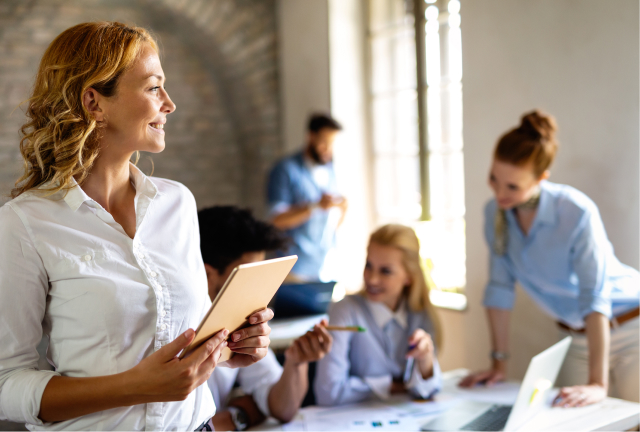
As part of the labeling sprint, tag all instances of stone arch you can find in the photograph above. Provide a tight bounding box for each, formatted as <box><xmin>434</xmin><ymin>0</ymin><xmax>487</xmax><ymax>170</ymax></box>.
<box><xmin>0</xmin><ymin>0</ymin><xmax>280</xmax><ymax>214</ymax></box>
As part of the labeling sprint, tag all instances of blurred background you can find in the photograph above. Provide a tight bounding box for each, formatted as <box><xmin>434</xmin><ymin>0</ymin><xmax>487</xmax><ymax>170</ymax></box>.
<box><xmin>0</xmin><ymin>0</ymin><xmax>637</xmax><ymax>412</ymax></box>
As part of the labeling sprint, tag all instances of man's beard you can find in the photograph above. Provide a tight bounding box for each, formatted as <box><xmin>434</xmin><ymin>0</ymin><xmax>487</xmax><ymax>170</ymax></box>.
<box><xmin>309</xmin><ymin>145</ymin><xmax>330</xmax><ymax>165</ymax></box>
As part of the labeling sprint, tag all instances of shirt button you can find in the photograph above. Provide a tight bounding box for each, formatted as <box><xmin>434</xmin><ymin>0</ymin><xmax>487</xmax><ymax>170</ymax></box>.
<box><xmin>150</xmin><ymin>271</ymin><xmax>157</xmax><ymax>278</ymax></box>
<box><xmin>83</xmin><ymin>254</ymin><xmax>92</xmax><ymax>262</ymax></box>
<box><xmin>138</xmin><ymin>253</ymin><xmax>145</xmax><ymax>259</ymax></box>
<box><xmin>160</xmin><ymin>324</ymin><xmax>167</xmax><ymax>331</ymax></box>
<box><xmin>161</xmin><ymin>310</ymin><xmax>167</xmax><ymax>317</ymax></box>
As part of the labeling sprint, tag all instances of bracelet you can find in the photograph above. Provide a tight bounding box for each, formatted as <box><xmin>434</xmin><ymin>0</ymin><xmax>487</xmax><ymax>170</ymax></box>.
<box><xmin>490</xmin><ymin>350</ymin><xmax>510</xmax><ymax>361</ymax></box>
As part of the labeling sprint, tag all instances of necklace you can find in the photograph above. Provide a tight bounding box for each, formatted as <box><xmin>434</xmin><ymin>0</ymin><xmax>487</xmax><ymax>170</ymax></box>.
<box><xmin>493</xmin><ymin>188</ymin><xmax>541</xmax><ymax>255</ymax></box>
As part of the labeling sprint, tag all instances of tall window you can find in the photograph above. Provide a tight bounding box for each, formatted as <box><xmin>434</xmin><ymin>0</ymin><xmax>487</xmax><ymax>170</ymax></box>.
<box><xmin>368</xmin><ymin>0</ymin><xmax>466</xmax><ymax>309</ymax></box>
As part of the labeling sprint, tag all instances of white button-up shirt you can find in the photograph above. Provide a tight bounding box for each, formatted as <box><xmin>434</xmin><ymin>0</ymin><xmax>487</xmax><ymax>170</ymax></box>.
<box><xmin>207</xmin><ymin>349</ymin><xmax>282</xmax><ymax>418</ymax></box>
<box><xmin>0</xmin><ymin>164</ymin><xmax>215</xmax><ymax>431</ymax></box>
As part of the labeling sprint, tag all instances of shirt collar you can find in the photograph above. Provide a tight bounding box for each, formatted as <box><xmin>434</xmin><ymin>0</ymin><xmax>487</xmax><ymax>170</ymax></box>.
<box><xmin>366</xmin><ymin>297</ymin><xmax>409</xmax><ymax>329</ymax></box>
<box><xmin>129</xmin><ymin>163</ymin><xmax>160</xmax><ymax>200</ymax></box>
<box><xmin>61</xmin><ymin>163</ymin><xmax>159</xmax><ymax>212</ymax></box>
<box><xmin>534</xmin><ymin>180</ymin><xmax>556</xmax><ymax>225</ymax></box>
<box><xmin>62</xmin><ymin>177</ymin><xmax>92</xmax><ymax>212</ymax></box>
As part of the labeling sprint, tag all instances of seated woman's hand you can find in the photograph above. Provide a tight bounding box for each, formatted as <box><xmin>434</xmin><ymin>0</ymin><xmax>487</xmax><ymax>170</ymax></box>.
<box><xmin>126</xmin><ymin>328</ymin><xmax>228</xmax><ymax>403</ymax></box>
<box><xmin>407</xmin><ymin>329</ymin><xmax>435</xmax><ymax>379</ymax></box>
<box><xmin>285</xmin><ymin>318</ymin><xmax>333</xmax><ymax>365</ymax></box>
<box><xmin>458</xmin><ymin>369</ymin><xmax>505</xmax><ymax>388</ymax></box>
<box><xmin>553</xmin><ymin>384</ymin><xmax>606</xmax><ymax>408</ymax></box>
<box><xmin>224</xmin><ymin>307</ymin><xmax>274</xmax><ymax>369</ymax></box>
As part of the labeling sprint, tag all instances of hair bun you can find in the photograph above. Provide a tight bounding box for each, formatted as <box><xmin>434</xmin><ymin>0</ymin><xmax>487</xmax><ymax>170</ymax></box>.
<box><xmin>519</xmin><ymin>110</ymin><xmax>557</xmax><ymax>142</ymax></box>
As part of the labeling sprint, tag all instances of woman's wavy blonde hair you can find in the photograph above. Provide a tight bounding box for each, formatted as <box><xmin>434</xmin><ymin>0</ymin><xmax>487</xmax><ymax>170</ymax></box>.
<box><xmin>12</xmin><ymin>21</ymin><xmax>157</xmax><ymax>198</ymax></box>
<box><xmin>364</xmin><ymin>224</ymin><xmax>442</xmax><ymax>350</ymax></box>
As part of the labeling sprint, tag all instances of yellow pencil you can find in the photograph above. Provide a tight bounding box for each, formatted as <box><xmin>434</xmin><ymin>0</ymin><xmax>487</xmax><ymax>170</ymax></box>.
<box><xmin>324</xmin><ymin>325</ymin><xmax>366</xmax><ymax>332</ymax></box>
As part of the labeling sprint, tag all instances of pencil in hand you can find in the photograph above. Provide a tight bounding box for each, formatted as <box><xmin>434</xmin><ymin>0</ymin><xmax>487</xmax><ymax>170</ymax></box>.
<box><xmin>323</xmin><ymin>325</ymin><xmax>366</xmax><ymax>332</ymax></box>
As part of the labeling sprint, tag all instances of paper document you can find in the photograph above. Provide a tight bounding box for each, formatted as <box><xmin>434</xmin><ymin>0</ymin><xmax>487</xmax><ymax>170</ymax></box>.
<box><xmin>294</xmin><ymin>396</ymin><xmax>459</xmax><ymax>431</ymax></box>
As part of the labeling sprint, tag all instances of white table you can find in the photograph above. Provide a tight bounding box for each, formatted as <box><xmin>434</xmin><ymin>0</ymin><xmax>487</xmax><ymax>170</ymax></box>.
<box><xmin>251</xmin><ymin>369</ymin><xmax>640</xmax><ymax>431</ymax></box>
<box><xmin>269</xmin><ymin>314</ymin><xmax>328</xmax><ymax>350</ymax></box>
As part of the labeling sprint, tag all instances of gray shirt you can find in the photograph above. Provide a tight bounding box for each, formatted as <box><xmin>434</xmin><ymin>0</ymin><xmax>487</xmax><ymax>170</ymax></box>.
<box><xmin>314</xmin><ymin>295</ymin><xmax>442</xmax><ymax>406</ymax></box>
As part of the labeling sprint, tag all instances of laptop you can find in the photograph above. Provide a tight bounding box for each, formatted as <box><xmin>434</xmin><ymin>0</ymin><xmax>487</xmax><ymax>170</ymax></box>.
<box><xmin>271</xmin><ymin>281</ymin><xmax>337</xmax><ymax>318</ymax></box>
<box><xmin>422</xmin><ymin>336</ymin><xmax>572</xmax><ymax>431</ymax></box>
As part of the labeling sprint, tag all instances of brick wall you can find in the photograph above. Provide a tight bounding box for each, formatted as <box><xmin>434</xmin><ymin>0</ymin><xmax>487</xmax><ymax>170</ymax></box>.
<box><xmin>0</xmin><ymin>0</ymin><xmax>280</xmax><ymax>214</ymax></box>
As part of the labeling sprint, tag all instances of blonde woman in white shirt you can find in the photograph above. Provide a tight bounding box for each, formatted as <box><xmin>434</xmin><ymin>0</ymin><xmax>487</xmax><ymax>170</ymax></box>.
<box><xmin>0</xmin><ymin>22</ymin><xmax>273</xmax><ymax>431</ymax></box>
<box><xmin>314</xmin><ymin>224</ymin><xmax>442</xmax><ymax>405</ymax></box>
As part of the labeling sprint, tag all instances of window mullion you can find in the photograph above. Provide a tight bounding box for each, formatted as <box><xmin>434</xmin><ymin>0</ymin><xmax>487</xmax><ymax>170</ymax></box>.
<box><xmin>414</xmin><ymin>0</ymin><xmax>430</xmax><ymax>221</ymax></box>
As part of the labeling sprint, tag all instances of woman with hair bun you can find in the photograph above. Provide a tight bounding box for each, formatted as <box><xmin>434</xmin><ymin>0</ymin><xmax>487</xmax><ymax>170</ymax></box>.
<box><xmin>0</xmin><ymin>22</ymin><xmax>273</xmax><ymax>430</ymax></box>
<box><xmin>460</xmin><ymin>110</ymin><xmax>639</xmax><ymax>407</ymax></box>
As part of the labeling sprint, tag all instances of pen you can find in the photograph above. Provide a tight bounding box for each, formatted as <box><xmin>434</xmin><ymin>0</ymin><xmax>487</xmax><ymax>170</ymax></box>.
<box><xmin>404</xmin><ymin>344</ymin><xmax>417</xmax><ymax>382</ymax></box>
<box><xmin>324</xmin><ymin>325</ymin><xmax>367</xmax><ymax>332</ymax></box>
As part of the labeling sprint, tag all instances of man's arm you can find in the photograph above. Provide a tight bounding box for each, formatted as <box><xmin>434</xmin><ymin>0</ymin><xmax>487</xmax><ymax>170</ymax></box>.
<box><xmin>271</xmin><ymin>204</ymin><xmax>314</xmax><ymax>230</ymax></box>
<box><xmin>267</xmin><ymin>322</ymin><xmax>333</xmax><ymax>422</ymax></box>
<box><xmin>266</xmin><ymin>358</ymin><xmax>309</xmax><ymax>423</ymax></box>
<box><xmin>271</xmin><ymin>195</ymin><xmax>336</xmax><ymax>230</ymax></box>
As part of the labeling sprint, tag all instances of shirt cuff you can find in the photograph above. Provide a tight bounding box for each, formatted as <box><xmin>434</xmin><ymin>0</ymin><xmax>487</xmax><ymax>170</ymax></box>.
<box><xmin>252</xmin><ymin>381</ymin><xmax>278</xmax><ymax>417</ymax></box>
<box><xmin>483</xmin><ymin>284</ymin><xmax>516</xmax><ymax>310</ymax></box>
<box><xmin>364</xmin><ymin>375</ymin><xmax>392</xmax><ymax>401</ymax></box>
<box><xmin>579</xmin><ymin>293</ymin><xmax>613</xmax><ymax>320</ymax></box>
<box><xmin>268</xmin><ymin>202</ymin><xmax>291</xmax><ymax>218</ymax></box>
<box><xmin>0</xmin><ymin>369</ymin><xmax>60</xmax><ymax>425</ymax></box>
<box><xmin>406</xmin><ymin>358</ymin><xmax>442</xmax><ymax>399</ymax></box>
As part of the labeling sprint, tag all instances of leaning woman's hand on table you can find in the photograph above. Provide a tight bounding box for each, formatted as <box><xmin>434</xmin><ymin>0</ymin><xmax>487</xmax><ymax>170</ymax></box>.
<box><xmin>127</xmin><ymin>328</ymin><xmax>229</xmax><ymax>402</ymax></box>
<box><xmin>224</xmin><ymin>307</ymin><xmax>274</xmax><ymax>368</ymax></box>
<box><xmin>553</xmin><ymin>384</ymin><xmax>607</xmax><ymax>408</ymax></box>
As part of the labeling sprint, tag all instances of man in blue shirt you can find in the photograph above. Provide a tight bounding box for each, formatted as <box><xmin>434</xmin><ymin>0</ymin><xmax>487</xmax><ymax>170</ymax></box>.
<box><xmin>267</xmin><ymin>113</ymin><xmax>347</xmax><ymax>281</ymax></box>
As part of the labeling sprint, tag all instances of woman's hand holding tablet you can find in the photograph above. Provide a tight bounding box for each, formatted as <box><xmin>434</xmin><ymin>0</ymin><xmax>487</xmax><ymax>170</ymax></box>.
<box><xmin>225</xmin><ymin>308</ymin><xmax>275</xmax><ymax>368</ymax></box>
<box><xmin>125</xmin><ymin>328</ymin><xmax>229</xmax><ymax>403</ymax></box>
<box><xmin>121</xmin><ymin>306</ymin><xmax>275</xmax><ymax>404</ymax></box>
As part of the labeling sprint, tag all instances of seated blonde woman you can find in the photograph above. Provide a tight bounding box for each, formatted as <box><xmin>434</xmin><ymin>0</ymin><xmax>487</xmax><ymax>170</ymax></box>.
<box><xmin>314</xmin><ymin>224</ymin><xmax>442</xmax><ymax>405</ymax></box>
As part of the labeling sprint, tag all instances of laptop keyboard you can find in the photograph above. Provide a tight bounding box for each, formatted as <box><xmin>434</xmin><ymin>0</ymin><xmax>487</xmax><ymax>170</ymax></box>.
<box><xmin>460</xmin><ymin>405</ymin><xmax>513</xmax><ymax>431</ymax></box>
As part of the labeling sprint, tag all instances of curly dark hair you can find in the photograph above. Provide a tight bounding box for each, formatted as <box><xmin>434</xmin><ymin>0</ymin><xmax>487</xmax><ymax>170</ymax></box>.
<box><xmin>198</xmin><ymin>206</ymin><xmax>288</xmax><ymax>273</ymax></box>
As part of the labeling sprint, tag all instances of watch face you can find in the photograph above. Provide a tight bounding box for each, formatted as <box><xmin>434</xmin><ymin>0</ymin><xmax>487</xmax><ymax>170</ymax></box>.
<box><xmin>230</xmin><ymin>406</ymin><xmax>249</xmax><ymax>431</ymax></box>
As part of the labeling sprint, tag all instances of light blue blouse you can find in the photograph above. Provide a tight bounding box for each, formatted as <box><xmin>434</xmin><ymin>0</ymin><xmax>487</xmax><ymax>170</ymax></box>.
<box><xmin>483</xmin><ymin>180</ymin><xmax>640</xmax><ymax>329</ymax></box>
<box><xmin>314</xmin><ymin>295</ymin><xmax>442</xmax><ymax>406</ymax></box>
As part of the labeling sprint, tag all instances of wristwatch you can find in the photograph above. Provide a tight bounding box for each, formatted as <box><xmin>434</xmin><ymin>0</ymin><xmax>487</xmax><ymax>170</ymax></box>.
<box><xmin>228</xmin><ymin>406</ymin><xmax>249</xmax><ymax>431</ymax></box>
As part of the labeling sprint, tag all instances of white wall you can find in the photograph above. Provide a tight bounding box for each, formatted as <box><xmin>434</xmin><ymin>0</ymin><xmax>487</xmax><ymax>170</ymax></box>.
<box><xmin>278</xmin><ymin>0</ymin><xmax>374</xmax><ymax>292</ymax></box>
<box><xmin>277</xmin><ymin>0</ymin><xmax>331</xmax><ymax>153</ymax></box>
<box><xmin>460</xmin><ymin>0</ymin><xmax>639</xmax><ymax>379</ymax></box>
<box><xmin>327</xmin><ymin>0</ymin><xmax>374</xmax><ymax>292</ymax></box>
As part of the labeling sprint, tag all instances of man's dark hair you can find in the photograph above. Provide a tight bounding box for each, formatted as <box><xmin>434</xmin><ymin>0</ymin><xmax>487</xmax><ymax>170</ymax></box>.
<box><xmin>198</xmin><ymin>206</ymin><xmax>288</xmax><ymax>273</ymax></box>
<box><xmin>307</xmin><ymin>113</ymin><xmax>342</xmax><ymax>133</ymax></box>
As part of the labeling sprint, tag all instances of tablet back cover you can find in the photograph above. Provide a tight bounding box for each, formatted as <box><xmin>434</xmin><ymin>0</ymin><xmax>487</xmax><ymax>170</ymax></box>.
<box><xmin>181</xmin><ymin>255</ymin><xmax>297</xmax><ymax>361</ymax></box>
